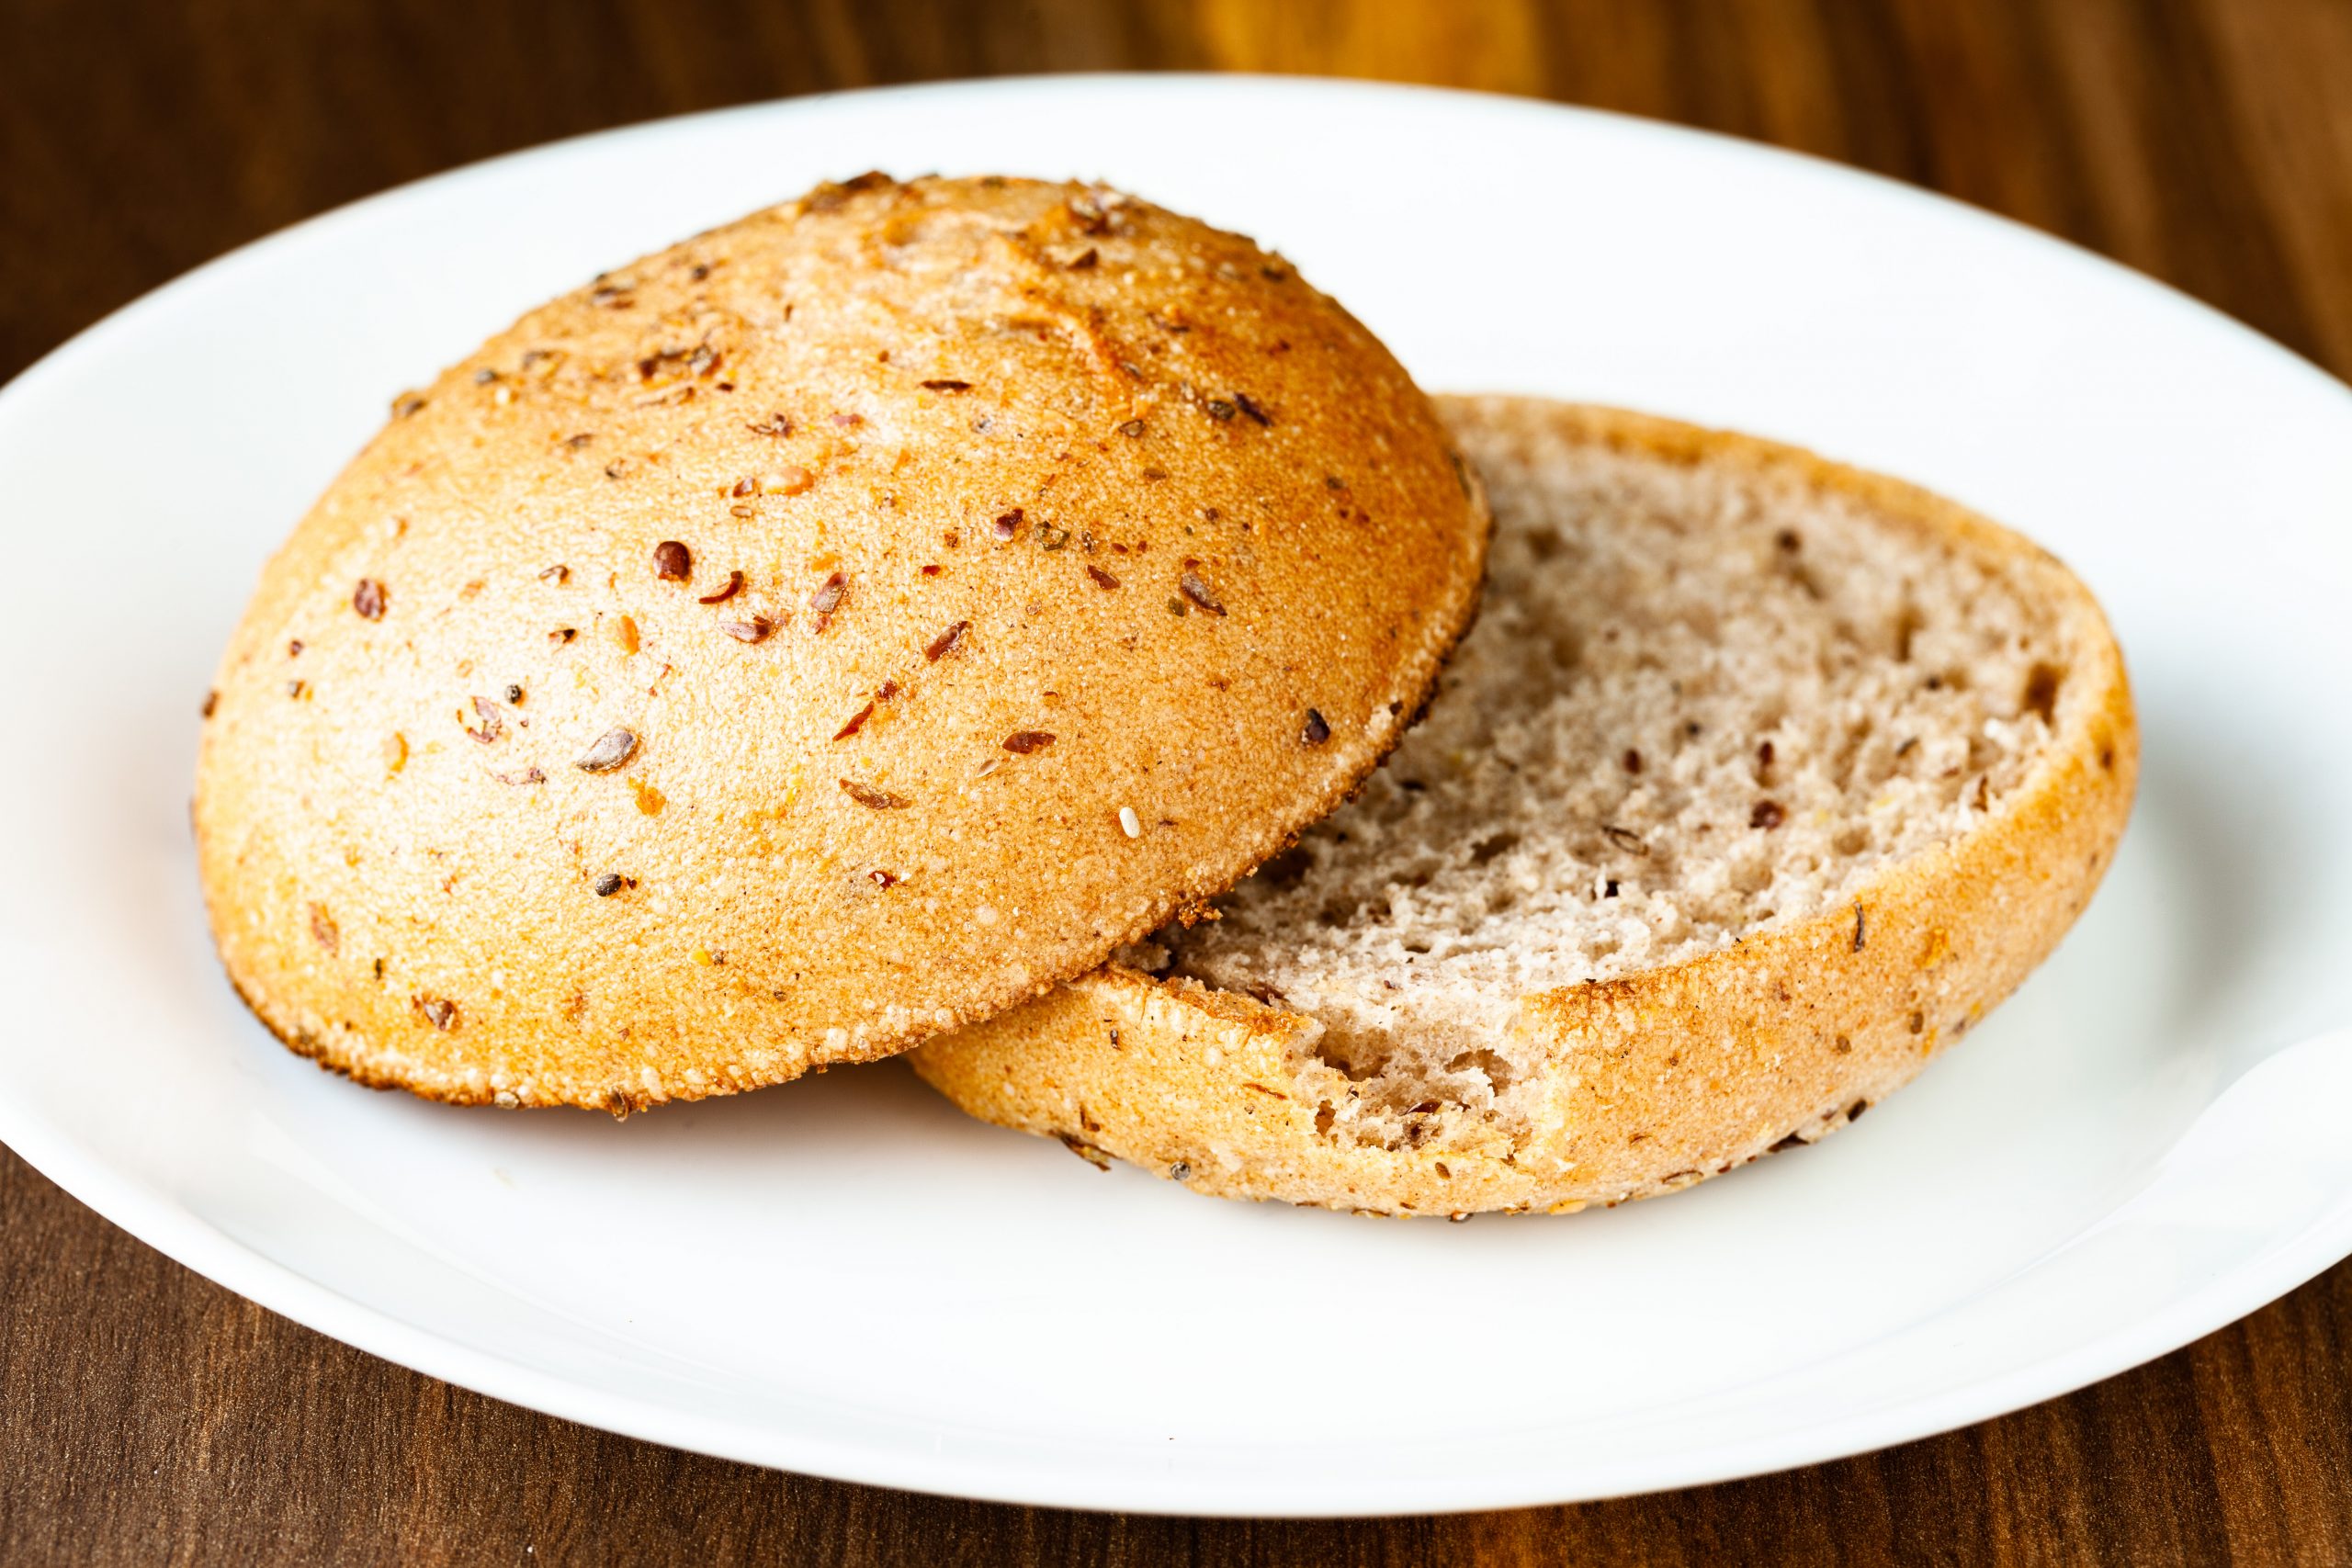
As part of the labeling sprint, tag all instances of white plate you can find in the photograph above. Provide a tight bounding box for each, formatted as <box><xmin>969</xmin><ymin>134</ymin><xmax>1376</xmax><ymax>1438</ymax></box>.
<box><xmin>3</xmin><ymin>75</ymin><xmax>2349</xmax><ymax>1517</ymax></box>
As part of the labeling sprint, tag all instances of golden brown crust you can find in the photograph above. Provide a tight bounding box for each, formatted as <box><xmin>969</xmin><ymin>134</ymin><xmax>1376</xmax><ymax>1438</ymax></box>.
<box><xmin>909</xmin><ymin>400</ymin><xmax>2139</xmax><ymax>1214</ymax></box>
<box><xmin>196</xmin><ymin>175</ymin><xmax>1489</xmax><ymax>1111</ymax></box>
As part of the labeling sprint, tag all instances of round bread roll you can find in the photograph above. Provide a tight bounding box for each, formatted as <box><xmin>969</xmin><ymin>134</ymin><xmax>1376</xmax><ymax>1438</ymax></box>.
<box><xmin>196</xmin><ymin>174</ymin><xmax>1490</xmax><ymax>1111</ymax></box>
<box><xmin>910</xmin><ymin>398</ymin><xmax>2137</xmax><ymax>1216</ymax></box>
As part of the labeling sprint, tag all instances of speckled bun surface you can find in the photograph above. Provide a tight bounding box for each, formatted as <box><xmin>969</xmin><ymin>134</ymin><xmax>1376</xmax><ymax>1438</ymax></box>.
<box><xmin>194</xmin><ymin>174</ymin><xmax>1490</xmax><ymax>1111</ymax></box>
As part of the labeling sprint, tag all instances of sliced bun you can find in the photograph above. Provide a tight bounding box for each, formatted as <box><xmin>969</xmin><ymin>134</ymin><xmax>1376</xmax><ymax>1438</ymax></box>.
<box><xmin>910</xmin><ymin>398</ymin><xmax>2137</xmax><ymax>1215</ymax></box>
<box><xmin>195</xmin><ymin>175</ymin><xmax>1489</xmax><ymax>1111</ymax></box>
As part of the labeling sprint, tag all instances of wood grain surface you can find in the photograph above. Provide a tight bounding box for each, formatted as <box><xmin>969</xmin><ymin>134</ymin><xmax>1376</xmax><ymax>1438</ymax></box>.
<box><xmin>5</xmin><ymin>1</ymin><xmax>2350</xmax><ymax>1562</ymax></box>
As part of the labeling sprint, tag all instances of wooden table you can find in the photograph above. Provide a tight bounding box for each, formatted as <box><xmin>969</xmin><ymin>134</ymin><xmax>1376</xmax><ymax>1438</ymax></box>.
<box><xmin>6</xmin><ymin>2</ymin><xmax>2349</xmax><ymax>1560</ymax></box>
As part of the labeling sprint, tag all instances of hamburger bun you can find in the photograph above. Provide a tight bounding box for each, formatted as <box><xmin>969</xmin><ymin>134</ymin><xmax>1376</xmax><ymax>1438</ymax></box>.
<box><xmin>910</xmin><ymin>397</ymin><xmax>2137</xmax><ymax>1215</ymax></box>
<box><xmin>195</xmin><ymin>175</ymin><xmax>1490</xmax><ymax>1111</ymax></box>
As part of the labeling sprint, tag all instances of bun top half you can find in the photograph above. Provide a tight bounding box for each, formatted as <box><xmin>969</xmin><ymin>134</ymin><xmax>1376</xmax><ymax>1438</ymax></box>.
<box><xmin>195</xmin><ymin>174</ymin><xmax>1490</xmax><ymax>1110</ymax></box>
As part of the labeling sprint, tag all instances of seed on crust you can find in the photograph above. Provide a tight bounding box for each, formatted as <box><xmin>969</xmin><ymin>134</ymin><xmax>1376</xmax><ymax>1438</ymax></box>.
<box><xmin>839</xmin><ymin>778</ymin><xmax>910</xmax><ymax>810</ymax></box>
<box><xmin>463</xmin><ymin>697</ymin><xmax>504</xmax><ymax>744</ymax></box>
<box><xmin>352</xmin><ymin>579</ymin><xmax>387</xmax><ymax>620</ymax></box>
<box><xmin>925</xmin><ymin>620</ymin><xmax>970</xmax><ymax>661</ymax></box>
<box><xmin>575</xmin><ymin>728</ymin><xmax>639</xmax><ymax>772</ymax></box>
<box><xmin>1178</xmin><ymin>570</ymin><xmax>1227</xmax><ymax>615</ymax></box>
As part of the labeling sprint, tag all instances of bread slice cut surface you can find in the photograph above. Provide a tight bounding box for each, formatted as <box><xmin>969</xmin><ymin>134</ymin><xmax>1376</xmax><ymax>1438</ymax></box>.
<box><xmin>910</xmin><ymin>397</ymin><xmax>2137</xmax><ymax>1216</ymax></box>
